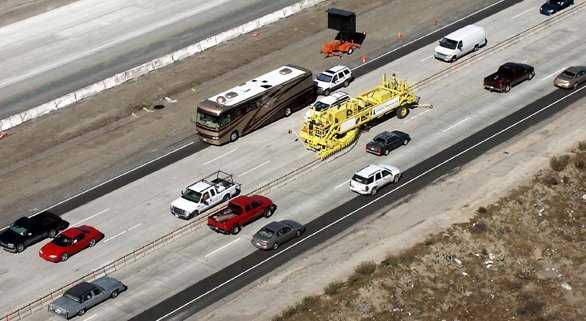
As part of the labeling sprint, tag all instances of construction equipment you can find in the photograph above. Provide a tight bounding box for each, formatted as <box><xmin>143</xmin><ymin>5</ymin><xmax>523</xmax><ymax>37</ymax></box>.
<box><xmin>321</xmin><ymin>8</ymin><xmax>366</xmax><ymax>57</ymax></box>
<box><xmin>293</xmin><ymin>74</ymin><xmax>432</xmax><ymax>159</ymax></box>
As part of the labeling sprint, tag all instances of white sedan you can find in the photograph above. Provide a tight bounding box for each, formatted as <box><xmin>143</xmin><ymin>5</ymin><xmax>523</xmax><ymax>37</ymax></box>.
<box><xmin>349</xmin><ymin>164</ymin><xmax>401</xmax><ymax>195</ymax></box>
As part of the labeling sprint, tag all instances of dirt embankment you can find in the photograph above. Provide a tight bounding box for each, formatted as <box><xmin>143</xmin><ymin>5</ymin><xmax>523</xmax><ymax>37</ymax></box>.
<box><xmin>272</xmin><ymin>144</ymin><xmax>586</xmax><ymax>321</ymax></box>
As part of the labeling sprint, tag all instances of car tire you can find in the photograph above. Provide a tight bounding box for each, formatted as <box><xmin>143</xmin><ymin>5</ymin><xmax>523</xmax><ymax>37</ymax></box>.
<box><xmin>61</xmin><ymin>253</ymin><xmax>68</xmax><ymax>262</ymax></box>
<box><xmin>272</xmin><ymin>243</ymin><xmax>279</xmax><ymax>250</ymax></box>
<box><xmin>296</xmin><ymin>230</ymin><xmax>302</xmax><ymax>237</ymax></box>
<box><xmin>230</xmin><ymin>224</ymin><xmax>241</xmax><ymax>235</ymax></box>
<box><xmin>230</xmin><ymin>131</ymin><xmax>239</xmax><ymax>143</ymax></box>
<box><xmin>450</xmin><ymin>56</ymin><xmax>457</xmax><ymax>63</ymax></box>
<box><xmin>264</xmin><ymin>207</ymin><xmax>274</xmax><ymax>218</ymax></box>
<box><xmin>403</xmin><ymin>139</ymin><xmax>410</xmax><ymax>145</ymax></box>
<box><xmin>528</xmin><ymin>71</ymin><xmax>535</xmax><ymax>80</ymax></box>
<box><xmin>223</xmin><ymin>194</ymin><xmax>231</xmax><ymax>202</ymax></box>
<box><xmin>188</xmin><ymin>210</ymin><xmax>199</xmax><ymax>220</ymax></box>
<box><xmin>78</xmin><ymin>308</ymin><xmax>86</xmax><ymax>317</ymax></box>
<box><xmin>16</xmin><ymin>243</ymin><xmax>25</xmax><ymax>253</ymax></box>
<box><xmin>110</xmin><ymin>290</ymin><xmax>119</xmax><ymax>298</ymax></box>
<box><xmin>371</xmin><ymin>187</ymin><xmax>378</xmax><ymax>195</ymax></box>
<box><xmin>48</xmin><ymin>229</ymin><xmax>57</xmax><ymax>238</ymax></box>
<box><xmin>284</xmin><ymin>107</ymin><xmax>292</xmax><ymax>117</ymax></box>
<box><xmin>343</xmin><ymin>80</ymin><xmax>350</xmax><ymax>87</ymax></box>
<box><xmin>89</xmin><ymin>238</ymin><xmax>96</xmax><ymax>247</ymax></box>
<box><xmin>573</xmin><ymin>82</ymin><xmax>578</xmax><ymax>90</ymax></box>
<box><xmin>393</xmin><ymin>174</ymin><xmax>401</xmax><ymax>183</ymax></box>
<box><xmin>503</xmin><ymin>84</ymin><xmax>511</xmax><ymax>93</ymax></box>
<box><xmin>347</xmin><ymin>48</ymin><xmax>354</xmax><ymax>55</ymax></box>
<box><xmin>323</xmin><ymin>89</ymin><xmax>330</xmax><ymax>96</ymax></box>
<box><xmin>473</xmin><ymin>44</ymin><xmax>479</xmax><ymax>52</ymax></box>
<box><xmin>396</xmin><ymin>106</ymin><xmax>409</xmax><ymax>119</ymax></box>
<box><xmin>384</xmin><ymin>149</ymin><xmax>390</xmax><ymax>156</ymax></box>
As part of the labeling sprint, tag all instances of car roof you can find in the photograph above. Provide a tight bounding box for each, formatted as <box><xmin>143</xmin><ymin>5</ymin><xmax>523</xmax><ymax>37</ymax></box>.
<box><xmin>374</xmin><ymin>131</ymin><xmax>397</xmax><ymax>139</ymax></box>
<box><xmin>262</xmin><ymin>221</ymin><xmax>285</xmax><ymax>232</ymax></box>
<box><xmin>187</xmin><ymin>181</ymin><xmax>210</xmax><ymax>192</ymax></box>
<box><xmin>445</xmin><ymin>25</ymin><xmax>483</xmax><ymax>40</ymax></box>
<box><xmin>355</xmin><ymin>164</ymin><xmax>384</xmax><ymax>177</ymax></box>
<box><xmin>61</xmin><ymin>227</ymin><xmax>84</xmax><ymax>238</ymax></box>
<box><xmin>316</xmin><ymin>91</ymin><xmax>349</xmax><ymax>104</ymax></box>
<box><xmin>323</xmin><ymin>65</ymin><xmax>349</xmax><ymax>74</ymax></box>
<box><xmin>65</xmin><ymin>282</ymin><xmax>95</xmax><ymax>297</ymax></box>
<box><xmin>564</xmin><ymin>66</ymin><xmax>586</xmax><ymax>73</ymax></box>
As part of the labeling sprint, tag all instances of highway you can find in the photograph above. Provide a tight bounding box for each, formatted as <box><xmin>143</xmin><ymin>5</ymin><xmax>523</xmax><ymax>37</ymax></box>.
<box><xmin>4</xmin><ymin>0</ymin><xmax>586</xmax><ymax>320</ymax></box>
<box><xmin>0</xmin><ymin>0</ymin><xmax>304</xmax><ymax>119</ymax></box>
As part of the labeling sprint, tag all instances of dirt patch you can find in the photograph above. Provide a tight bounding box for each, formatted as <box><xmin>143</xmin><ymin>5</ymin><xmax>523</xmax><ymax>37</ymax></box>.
<box><xmin>272</xmin><ymin>145</ymin><xmax>586</xmax><ymax>321</ymax></box>
<box><xmin>0</xmin><ymin>0</ymin><xmax>77</xmax><ymax>27</ymax></box>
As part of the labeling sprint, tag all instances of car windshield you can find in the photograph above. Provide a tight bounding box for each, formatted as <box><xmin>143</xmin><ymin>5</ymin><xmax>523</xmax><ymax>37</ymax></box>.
<box><xmin>560</xmin><ymin>70</ymin><xmax>575</xmax><ymax>78</ymax></box>
<box><xmin>8</xmin><ymin>224</ymin><xmax>27</xmax><ymax>236</ymax></box>
<box><xmin>52</xmin><ymin>235</ymin><xmax>72</xmax><ymax>247</ymax></box>
<box><xmin>439</xmin><ymin>38</ymin><xmax>458</xmax><ymax>50</ymax></box>
<box><xmin>195</xmin><ymin>109</ymin><xmax>231</xmax><ymax>129</ymax></box>
<box><xmin>317</xmin><ymin>73</ymin><xmax>333</xmax><ymax>83</ymax></box>
<box><xmin>63</xmin><ymin>292</ymin><xmax>81</xmax><ymax>303</ymax></box>
<box><xmin>313</xmin><ymin>101</ymin><xmax>331</xmax><ymax>112</ymax></box>
<box><xmin>257</xmin><ymin>227</ymin><xmax>275</xmax><ymax>239</ymax></box>
<box><xmin>352</xmin><ymin>174</ymin><xmax>373</xmax><ymax>184</ymax></box>
<box><xmin>182</xmin><ymin>189</ymin><xmax>202</xmax><ymax>203</ymax></box>
<box><xmin>547</xmin><ymin>0</ymin><xmax>563</xmax><ymax>4</ymax></box>
<box><xmin>373</xmin><ymin>137</ymin><xmax>386</xmax><ymax>144</ymax></box>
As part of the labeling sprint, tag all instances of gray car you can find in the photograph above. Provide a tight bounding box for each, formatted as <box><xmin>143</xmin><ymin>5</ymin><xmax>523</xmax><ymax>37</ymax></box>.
<box><xmin>251</xmin><ymin>220</ymin><xmax>305</xmax><ymax>250</ymax></box>
<box><xmin>48</xmin><ymin>276</ymin><xmax>127</xmax><ymax>319</ymax></box>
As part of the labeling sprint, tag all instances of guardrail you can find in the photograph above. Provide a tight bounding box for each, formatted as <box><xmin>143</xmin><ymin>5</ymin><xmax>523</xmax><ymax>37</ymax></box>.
<box><xmin>4</xmin><ymin>3</ymin><xmax>585</xmax><ymax>320</ymax></box>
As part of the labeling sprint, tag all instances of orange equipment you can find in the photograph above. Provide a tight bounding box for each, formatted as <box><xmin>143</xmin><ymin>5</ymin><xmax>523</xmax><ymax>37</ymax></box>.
<box><xmin>321</xmin><ymin>8</ymin><xmax>366</xmax><ymax>58</ymax></box>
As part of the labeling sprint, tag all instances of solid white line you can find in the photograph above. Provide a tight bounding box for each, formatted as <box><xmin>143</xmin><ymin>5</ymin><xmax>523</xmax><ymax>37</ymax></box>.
<box><xmin>203</xmin><ymin>148</ymin><xmax>238</xmax><ymax>165</ymax></box>
<box><xmin>238</xmin><ymin>161</ymin><xmax>271</xmax><ymax>177</ymax></box>
<box><xmin>350</xmin><ymin>0</ymin><xmax>506</xmax><ymax>69</ymax></box>
<box><xmin>334</xmin><ymin>180</ymin><xmax>350</xmax><ymax>189</ymax></box>
<box><xmin>155</xmin><ymin>82</ymin><xmax>586</xmax><ymax>321</ymax></box>
<box><xmin>128</xmin><ymin>223</ymin><xmax>143</xmax><ymax>232</ymax></box>
<box><xmin>0</xmin><ymin>141</ymin><xmax>195</xmax><ymax>232</ymax></box>
<box><xmin>541</xmin><ymin>68</ymin><xmax>565</xmax><ymax>81</ymax></box>
<box><xmin>83</xmin><ymin>314</ymin><xmax>98</xmax><ymax>321</ymax></box>
<box><xmin>442</xmin><ymin>117</ymin><xmax>471</xmax><ymax>132</ymax></box>
<box><xmin>420</xmin><ymin>55</ymin><xmax>433</xmax><ymax>62</ymax></box>
<box><xmin>103</xmin><ymin>230</ymin><xmax>127</xmax><ymax>243</ymax></box>
<box><xmin>72</xmin><ymin>208</ymin><xmax>110</xmax><ymax>226</ymax></box>
<box><xmin>511</xmin><ymin>7</ymin><xmax>534</xmax><ymax>19</ymax></box>
<box><xmin>205</xmin><ymin>238</ymin><xmax>240</xmax><ymax>258</ymax></box>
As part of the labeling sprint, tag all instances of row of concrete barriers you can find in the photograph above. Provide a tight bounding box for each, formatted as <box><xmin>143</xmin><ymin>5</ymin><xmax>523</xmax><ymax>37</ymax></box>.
<box><xmin>0</xmin><ymin>0</ymin><xmax>325</xmax><ymax>132</ymax></box>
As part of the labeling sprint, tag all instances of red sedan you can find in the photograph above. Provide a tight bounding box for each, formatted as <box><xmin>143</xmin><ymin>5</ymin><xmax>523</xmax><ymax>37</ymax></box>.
<box><xmin>39</xmin><ymin>225</ymin><xmax>104</xmax><ymax>262</ymax></box>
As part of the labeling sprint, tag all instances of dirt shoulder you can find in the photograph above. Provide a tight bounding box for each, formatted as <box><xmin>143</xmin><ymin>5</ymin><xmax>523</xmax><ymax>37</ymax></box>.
<box><xmin>191</xmin><ymin>97</ymin><xmax>586</xmax><ymax>321</ymax></box>
<box><xmin>0</xmin><ymin>0</ymin><xmax>494</xmax><ymax>224</ymax></box>
<box><xmin>0</xmin><ymin>0</ymin><xmax>77</xmax><ymax>27</ymax></box>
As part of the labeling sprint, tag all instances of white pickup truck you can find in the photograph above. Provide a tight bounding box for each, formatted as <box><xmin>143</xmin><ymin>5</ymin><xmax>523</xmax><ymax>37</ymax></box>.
<box><xmin>171</xmin><ymin>171</ymin><xmax>241</xmax><ymax>219</ymax></box>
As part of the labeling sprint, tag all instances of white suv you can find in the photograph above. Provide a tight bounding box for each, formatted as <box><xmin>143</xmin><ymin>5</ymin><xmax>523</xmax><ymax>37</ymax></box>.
<box><xmin>314</xmin><ymin>65</ymin><xmax>353</xmax><ymax>96</ymax></box>
<box><xmin>349</xmin><ymin>164</ymin><xmax>401</xmax><ymax>195</ymax></box>
<box><xmin>305</xmin><ymin>91</ymin><xmax>350</xmax><ymax>119</ymax></box>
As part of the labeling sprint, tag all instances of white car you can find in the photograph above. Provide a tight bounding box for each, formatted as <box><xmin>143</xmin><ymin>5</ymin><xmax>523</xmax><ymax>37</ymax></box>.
<box><xmin>305</xmin><ymin>91</ymin><xmax>350</xmax><ymax>119</ymax></box>
<box><xmin>314</xmin><ymin>65</ymin><xmax>353</xmax><ymax>96</ymax></box>
<box><xmin>349</xmin><ymin>164</ymin><xmax>401</xmax><ymax>195</ymax></box>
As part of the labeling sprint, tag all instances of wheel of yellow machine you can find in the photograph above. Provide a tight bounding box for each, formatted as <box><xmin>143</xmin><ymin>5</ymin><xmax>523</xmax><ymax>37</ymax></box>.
<box><xmin>396</xmin><ymin>106</ymin><xmax>409</xmax><ymax>119</ymax></box>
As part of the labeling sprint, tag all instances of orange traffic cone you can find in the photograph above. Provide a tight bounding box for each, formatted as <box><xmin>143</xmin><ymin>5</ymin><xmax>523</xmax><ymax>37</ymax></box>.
<box><xmin>0</xmin><ymin>131</ymin><xmax>7</xmax><ymax>139</ymax></box>
<box><xmin>397</xmin><ymin>32</ymin><xmax>404</xmax><ymax>41</ymax></box>
<box><xmin>361</xmin><ymin>56</ymin><xmax>368</xmax><ymax>63</ymax></box>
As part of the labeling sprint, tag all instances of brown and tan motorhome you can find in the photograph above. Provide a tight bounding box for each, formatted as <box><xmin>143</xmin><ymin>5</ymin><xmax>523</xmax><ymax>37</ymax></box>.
<box><xmin>193</xmin><ymin>65</ymin><xmax>315</xmax><ymax>145</ymax></box>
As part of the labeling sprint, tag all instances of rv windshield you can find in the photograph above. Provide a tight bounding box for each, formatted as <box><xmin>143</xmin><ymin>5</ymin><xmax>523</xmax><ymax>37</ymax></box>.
<box><xmin>439</xmin><ymin>38</ymin><xmax>458</xmax><ymax>50</ymax></box>
<box><xmin>196</xmin><ymin>109</ymin><xmax>231</xmax><ymax>129</ymax></box>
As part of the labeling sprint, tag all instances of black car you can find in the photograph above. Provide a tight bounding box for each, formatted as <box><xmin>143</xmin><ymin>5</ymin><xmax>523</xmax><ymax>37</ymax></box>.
<box><xmin>0</xmin><ymin>211</ymin><xmax>68</xmax><ymax>253</ymax></box>
<box><xmin>540</xmin><ymin>0</ymin><xmax>573</xmax><ymax>15</ymax></box>
<box><xmin>365</xmin><ymin>131</ymin><xmax>411</xmax><ymax>156</ymax></box>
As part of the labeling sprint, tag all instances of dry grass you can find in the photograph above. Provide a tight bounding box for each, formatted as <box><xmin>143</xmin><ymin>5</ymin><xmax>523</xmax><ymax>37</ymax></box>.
<box><xmin>272</xmin><ymin>143</ymin><xmax>586</xmax><ymax>321</ymax></box>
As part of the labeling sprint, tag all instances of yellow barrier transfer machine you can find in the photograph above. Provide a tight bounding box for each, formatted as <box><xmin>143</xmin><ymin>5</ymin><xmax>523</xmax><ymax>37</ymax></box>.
<box><xmin>295</xmin><ymin>74</ymin><xmax>431</xmax><ymax>159</ymax></box>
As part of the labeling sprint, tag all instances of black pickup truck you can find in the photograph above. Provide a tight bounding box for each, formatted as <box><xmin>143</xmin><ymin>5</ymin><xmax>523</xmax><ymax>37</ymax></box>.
<box><xmin>0</xmin><ymin>212</ymin><xmax>68</xmax><ymax>253</ymax></box>
<box><xmin>483</xmin><ymin>62</ymin><xmax>535</xmax><ymax>93</ymax></box>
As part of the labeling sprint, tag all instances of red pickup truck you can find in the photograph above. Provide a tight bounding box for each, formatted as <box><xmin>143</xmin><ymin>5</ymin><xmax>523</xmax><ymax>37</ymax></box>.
<box><xmin>483</xmin><ymin>62</ymin><xmax>535</xmax><ymax>93</ymax></box>
<box><xmin>207</xmin><ymin>195</ymin><xmax>277</xmax><ymax>235</ymax></box>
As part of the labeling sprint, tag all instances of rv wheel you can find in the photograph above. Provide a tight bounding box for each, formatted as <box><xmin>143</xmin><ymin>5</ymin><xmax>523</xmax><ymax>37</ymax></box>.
<box><xmin>230</xmin><ymin>131</ymin><xmax>239</xmax><ymax>142</ymax></box>
<box><xmin>284</xmin><ymin>107</ymin><xmax>292</xmax><ymax>117</ymax></box>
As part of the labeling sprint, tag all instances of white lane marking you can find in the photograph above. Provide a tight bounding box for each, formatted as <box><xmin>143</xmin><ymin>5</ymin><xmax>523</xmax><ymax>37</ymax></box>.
<box><xmin>203</xmin><ymin>148</ymin><xmax>238</xmax><ymax>165</ymax></box>
<box><xmin>238</xmin><ymin>161</ymin><xmax>271</xmax><ymax>177</ymax></box>
<box><xmin>541</xmin><ymin>68</ymin><xmax>565</xmax><ymax>81</ymax></box>
<box><xmin>511</xmin><ymin>7</ymin><xmax>534</xmax><ymax>19</ymax></box>
<box><xmin>103</xmin><ymin>230</ymin><xmax>127</xmax><ymax>243</ymax></box>
<box><xmin>351</xmin><ymin>0</ymin><xmax>506</xmax><ymax>69</ymax></box>
<box><xmin>83</xmin><ymin>314</ymin><xmax>98</xmax><ymax>321</ymax></box>
<box><xmin>334</xmin><ymin>180</ymin><xmax>350</xmax><ymax>189</ymax></box>
<box><xmin>128</xmin><ymin>223</ymin><xmax>143</xmax><ymax>231</ymax></box>
<box><xmin>420</xmin><ymin>55</ymin><xmax>433</xmax><ymax>62</ymax></box>
<box><xmin>521</xmin><ymin>59</ymin><xmax>528</xmax><ymax>63</ymax></box>
<box><xmin>72</xmin><ymin>208</ymin><xmax>110</xmax><ymax>226</ymax></box>
<box><xmin>205</xmin><ymin>238</ymin><xmax>240</xmax><ymax>258</ymax></box>
<box><xmin>442</xmin><ymin>117</ymin><xmax>471</xmax><ymax>132</ymax></box>
<box><xmin>155</xmin><ymin>86</ymin><xmax>586</xmax><ymax>321</ymax></box>
<box><xmin>1</xmin><ymin>142</ymin><xmax>194</xmax><ymax>232</ymax></box>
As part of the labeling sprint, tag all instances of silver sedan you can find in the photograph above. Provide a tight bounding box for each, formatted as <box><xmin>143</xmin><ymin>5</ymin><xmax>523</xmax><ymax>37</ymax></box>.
<box><xmin>251</xmin><ymin>220</ymin><xmax>305</xmax><ymax>250</ymax></box>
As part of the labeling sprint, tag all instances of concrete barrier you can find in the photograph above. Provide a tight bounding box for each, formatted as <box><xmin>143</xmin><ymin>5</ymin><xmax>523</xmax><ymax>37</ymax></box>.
<box><xmin>0</xmin><ymin>0</ymin><xmax>328</xmax><ymax>133</ymax></box>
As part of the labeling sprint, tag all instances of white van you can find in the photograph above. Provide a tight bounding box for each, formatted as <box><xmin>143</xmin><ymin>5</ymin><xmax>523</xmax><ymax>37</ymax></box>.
<box><xmin>434</xmin><ymin>25</ymin><xmax>486</xmax><ymax>62</ymax></box>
